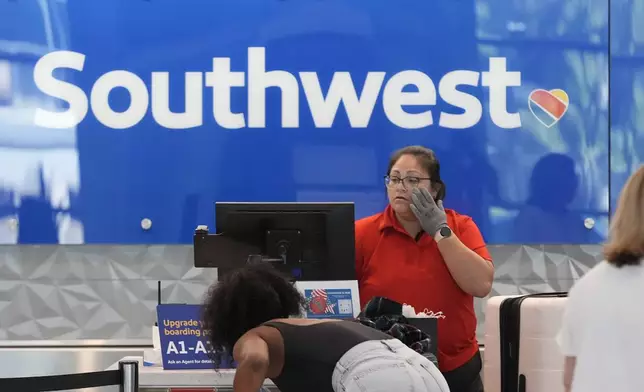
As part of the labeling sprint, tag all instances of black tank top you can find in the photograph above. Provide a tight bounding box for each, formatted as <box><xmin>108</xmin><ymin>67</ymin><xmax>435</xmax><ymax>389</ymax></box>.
<box><xmin>262</xmin><ymin>320</ymin><xmax>392</xmax><ymax>392</ymax></box>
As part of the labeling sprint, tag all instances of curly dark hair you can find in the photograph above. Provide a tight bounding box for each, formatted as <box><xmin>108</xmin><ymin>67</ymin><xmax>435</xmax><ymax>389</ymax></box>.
<box><xmin>201</xmin><ymin>262</ymin><xmax>305</xmax><ymax>352</ymax></box>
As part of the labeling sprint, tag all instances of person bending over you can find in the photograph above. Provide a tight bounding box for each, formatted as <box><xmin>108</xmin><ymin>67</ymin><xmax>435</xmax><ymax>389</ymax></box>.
<box><xmin>202</xmin><ymin>263</ymin><xmax>450</xmax><ymax>392</ymax></box>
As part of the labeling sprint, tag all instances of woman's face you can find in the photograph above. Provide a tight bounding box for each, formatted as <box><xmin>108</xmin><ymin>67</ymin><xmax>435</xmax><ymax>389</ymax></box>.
<box><xmin>386</xmin><ymin>154</ymin><xmax>433</xmax><ymax>219</ymax></box>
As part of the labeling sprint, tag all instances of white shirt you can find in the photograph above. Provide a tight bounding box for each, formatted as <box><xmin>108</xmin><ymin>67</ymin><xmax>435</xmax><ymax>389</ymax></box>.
<box><xmin>557</xmin><ymin>260</ymin><xmax>644</xmax><ymax>392</ymax></box>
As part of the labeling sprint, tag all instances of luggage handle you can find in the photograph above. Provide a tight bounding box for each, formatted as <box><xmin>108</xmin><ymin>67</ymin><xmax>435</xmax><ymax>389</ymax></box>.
<box><xmin>519</xmin><ymin>292</ymin><xmax>568</xmax><ymax>298</ymax></box>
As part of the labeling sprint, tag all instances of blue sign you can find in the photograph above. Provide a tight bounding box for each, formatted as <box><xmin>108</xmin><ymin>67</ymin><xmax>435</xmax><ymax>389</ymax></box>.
<box><xmin>5</xmin><ymin>0</ymin><xmax>641</xmax><ymax>246</ymax></box>
<box><xmin>156</xmin><ymin>304</ymin><xmax>234</xmax><ymax>370</ymax></box>
<box><xmin>304</xmin><ymin>288</ymin><xmax>355</xmax><ymax>319</ymax></box>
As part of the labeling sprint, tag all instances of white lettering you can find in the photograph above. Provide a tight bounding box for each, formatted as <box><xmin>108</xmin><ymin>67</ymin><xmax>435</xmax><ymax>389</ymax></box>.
<box><xmin>438</xmin><ymin>70</ymin><xmax>482</xmax><ymax>129</ymax></box>
<box><xmin>33</xmin><ymin>50</ymin><xmax>88</xmax><ymax>129</ymax></box>
<box><xmin>90</xmin><ymin>70</ymin><xmax>149</xmax><ymax>129</ymax></box>
<box><xmin>195</xmin><ymin>340</ymin><xmax>208</xmax><ymax>354</ymax></box>
<box><xmin>300</xmin><ymin>72</ymin><xmax>385</xmax><ymax>128</ymax></box>
<box><xmin>166</xmin><ymin>341</ymin><xmax>179</xmax><ymax>355</ymax></box>
<box><xmin>205</xmin><ymin>57</ymin><xmax>245</xmax><ymax>129</ymax></box>
<box><xmin>382</xmin><ymin>70</ymin><xmax>436</xmax><ymax>129</ymax></box>
<box><xmin>151</xmin><ymin>72</ymin><xmax>203</xmax><ymax>129</ymax></box>
<box><xmin>248</xmin><ymin>47</ymin><xmax>299</xmax><ymax>128</ymax></box>
<box><xmin>177</xmin><ymin>341</ymin><xmax>188</xmax><ymax>354</ymax></box>
<box><xmin>32</xmin><ymin>48</ymin><xmax>523</xmax><ymax>130</ymax></box>
<box><xmin>482</xmin><ymin>57</ymin><xmax>522</xmax><ymax>129</ymax></box>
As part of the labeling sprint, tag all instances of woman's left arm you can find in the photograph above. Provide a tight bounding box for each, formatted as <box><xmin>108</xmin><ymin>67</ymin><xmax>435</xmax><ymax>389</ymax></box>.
<box><xmin>232</xmin><ymin>332</ymin><xmax>270</xmax><ymax>392</ymax></box>
<box><xmin>436</xmin><ymin>233</ymin><xmax>494</xmax><ymax>297</ymax></box>
<box><xmin>410</xmin><ymin>188</ymin><xmax>494</xmax><ymax>297</ymax></box>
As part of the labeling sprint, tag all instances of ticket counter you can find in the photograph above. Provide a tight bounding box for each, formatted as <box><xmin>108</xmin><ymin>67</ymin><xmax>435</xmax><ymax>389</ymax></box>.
<box><xmin>108</xmin><ymin>356</ymin><xmax>279</xmax><ymax>392</ymax></box>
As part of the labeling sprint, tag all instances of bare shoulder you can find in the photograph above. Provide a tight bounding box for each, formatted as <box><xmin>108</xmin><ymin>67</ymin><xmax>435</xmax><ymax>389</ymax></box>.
<box><xmin>235</xmin><ymin>328</ymin><xmax>267</xmax><ymax>347</ymax></box>
<box><xmin>232</xmin><ymin>330</ymin><xmax>270</xmax><ymax>362</ymax></box>
<box><xmin>241</xmin><ymin>324</ymin><xmax>287</xmax><ymax>378</ymax></box>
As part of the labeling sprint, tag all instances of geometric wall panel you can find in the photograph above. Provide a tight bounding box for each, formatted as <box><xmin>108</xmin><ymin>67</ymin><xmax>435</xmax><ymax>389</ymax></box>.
<box><xmin>0</xmin><ymin>244</ymin><xmax>603</xmax><ymax>341</ymax></box>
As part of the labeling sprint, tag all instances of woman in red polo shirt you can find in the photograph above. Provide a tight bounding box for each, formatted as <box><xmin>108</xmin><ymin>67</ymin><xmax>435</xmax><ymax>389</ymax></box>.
<box><xmin>355</xmin><ymin>145</ymin><xmax>494</xmax><ymax>392</ymax></box>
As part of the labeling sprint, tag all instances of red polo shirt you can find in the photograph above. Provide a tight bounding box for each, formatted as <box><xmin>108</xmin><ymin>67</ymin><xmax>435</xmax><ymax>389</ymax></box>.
<box><xmin>355</xmin><ymin>205</ymin><xmax>492</xmax><ymax>372</ymax></box>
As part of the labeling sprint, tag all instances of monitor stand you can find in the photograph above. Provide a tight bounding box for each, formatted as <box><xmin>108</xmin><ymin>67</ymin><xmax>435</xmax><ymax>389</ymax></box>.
<box><xmin>193</xmin><ymin>226</ymin><xmax>303</xmax><ymax>281</ymax></box>
<box><xmin>266</xmin><ymin>229</ymin><xmax>302</xmax><ymax>264</ymax></box>
<box><xmin>246</xmin><ymin>254</ymin><xmax>286</xmax><ymax>266</ymax></box>
<box><xmin>193</xmin><ymin>228</ymin><xmax>261</xmax><ymax>269</ymax></box>
<box><xmin>246</xmin><ymin>254</ymin><xmax>302</xmax><ymax>282</ymax></box>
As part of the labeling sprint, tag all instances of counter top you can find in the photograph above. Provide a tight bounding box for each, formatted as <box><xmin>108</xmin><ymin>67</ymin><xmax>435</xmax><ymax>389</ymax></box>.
<box><xmin>0</xmin><ymin>340</ymin><xmax>152</xmax><ymax>348</ymax></box>
<box><xmin>109</xmin><ymin>356</ymin><xmax>276</xmax><ymax>388</ymax></box>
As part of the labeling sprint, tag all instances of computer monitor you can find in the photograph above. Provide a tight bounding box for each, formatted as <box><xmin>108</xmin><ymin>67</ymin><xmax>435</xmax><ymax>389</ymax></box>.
<box><xmin>193</xmin><ymin>202</ymin><xmax>356</xmax><ymax>281</ymax></box>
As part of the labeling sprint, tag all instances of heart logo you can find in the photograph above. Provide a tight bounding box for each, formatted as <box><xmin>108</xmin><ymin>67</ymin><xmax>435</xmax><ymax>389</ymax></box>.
<box><xmin>528</xmin><ymin>89</ymin><xmax>569</xmax><ymax>128</ymax></box>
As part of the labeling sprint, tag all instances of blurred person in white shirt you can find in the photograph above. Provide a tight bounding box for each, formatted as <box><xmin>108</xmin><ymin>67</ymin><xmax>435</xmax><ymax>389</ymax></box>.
<box><xmin>557</xmin><ymin>164</ymin><xmax>644</xmax><ymax>392</ymax></box>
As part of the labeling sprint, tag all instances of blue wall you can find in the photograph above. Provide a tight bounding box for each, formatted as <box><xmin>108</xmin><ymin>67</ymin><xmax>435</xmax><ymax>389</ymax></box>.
<box><xmin>0</xmin><ymin>0</ymin><xmax>639</xmax><ymax>245</ymax></box>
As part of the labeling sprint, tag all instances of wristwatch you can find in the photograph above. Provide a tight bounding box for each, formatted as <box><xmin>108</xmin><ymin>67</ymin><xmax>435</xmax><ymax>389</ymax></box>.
<box><xmin>434</xmin><ymin>226</ymin><xmax>452</xmax><ymax>243</ymax></box>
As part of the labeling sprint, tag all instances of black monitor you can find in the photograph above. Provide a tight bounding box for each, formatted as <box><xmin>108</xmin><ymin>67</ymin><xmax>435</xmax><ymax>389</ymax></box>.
<box><xmin>193</xmin><ymin>202</ymin><xmax>356</xmax><ymax>281</ymax></box>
